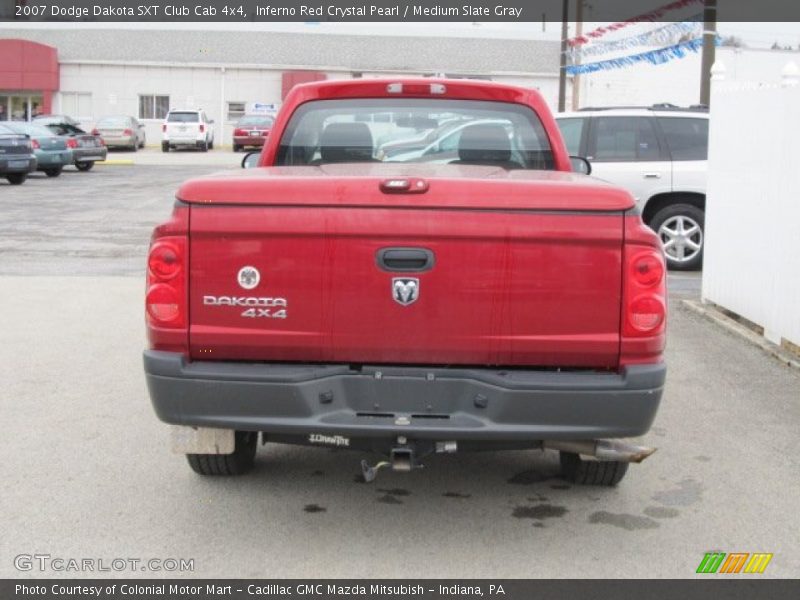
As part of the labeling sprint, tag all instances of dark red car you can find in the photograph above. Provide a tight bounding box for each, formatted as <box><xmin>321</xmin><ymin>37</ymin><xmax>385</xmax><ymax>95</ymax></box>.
<box><xmin>232</xmin><ymin>115</ymin><xmax>275</xmax><ymax>152</ymax></box>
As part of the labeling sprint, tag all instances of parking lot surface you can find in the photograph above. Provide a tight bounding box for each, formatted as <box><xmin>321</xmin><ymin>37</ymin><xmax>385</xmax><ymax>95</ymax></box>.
<box><xmin>1</xmin><ymin>162</ymin><xmax>798</xmax><ymax>578</ymax></box>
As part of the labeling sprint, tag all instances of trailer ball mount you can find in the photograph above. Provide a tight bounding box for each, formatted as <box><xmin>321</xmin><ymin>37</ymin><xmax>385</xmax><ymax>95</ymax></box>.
<box><xmin>359</xmin><ymin>438</ymin><xmax>655</xmax><ymax>483</ymax></box>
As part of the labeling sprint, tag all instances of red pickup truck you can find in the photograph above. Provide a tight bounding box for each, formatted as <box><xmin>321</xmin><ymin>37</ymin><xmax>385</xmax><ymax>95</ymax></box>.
<box><xmin>144</xmin><ymin>79</ymin><xmax>666</xmax><ymax>485</ymax></box>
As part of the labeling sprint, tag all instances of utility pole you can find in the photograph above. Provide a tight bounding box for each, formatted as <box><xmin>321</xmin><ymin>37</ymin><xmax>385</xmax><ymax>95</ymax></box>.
<box><xmin>699</xmin><ymin>0</ymin><xmax>717</xmax><ymax>106</ymax></box>
<box><xmin>572</xmin><ymin>0</ymin><xmax>584</xmax><ymax>111</ymax></box>
<box><xmin>557</xmin><ymin>0</ymin><xmax>569</xmax><ymax>112</ymax></box>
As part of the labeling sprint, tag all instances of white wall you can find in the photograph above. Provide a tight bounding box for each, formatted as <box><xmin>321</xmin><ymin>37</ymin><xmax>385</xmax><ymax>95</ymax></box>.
<box><xmin>701</xmin><ymin>62</ymin><xmax>800</xmax><ymax>347</ymax></box>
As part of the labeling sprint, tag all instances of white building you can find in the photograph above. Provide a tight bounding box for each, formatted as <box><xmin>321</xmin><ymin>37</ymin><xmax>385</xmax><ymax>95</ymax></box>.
<box><xmin>0</xmin><ymin>26</ymin><xmax>562</xmax><ymax>146</ymax></box>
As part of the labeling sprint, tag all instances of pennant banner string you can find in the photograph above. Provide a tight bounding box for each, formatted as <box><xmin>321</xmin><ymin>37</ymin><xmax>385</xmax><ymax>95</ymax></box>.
<box><xmin>566</xmin><ymin>16</ymin><xmax>703</xmax><ymax>61</ymax></box>
<box><xmin>565</xmin><ymin>36</ymin><xmax>720</xmax><ymax>76</ymax></box>
<box><xmin>567</xmin><ymin>0</ymin><xmax>704</xmax><ymax>47</ymax></box>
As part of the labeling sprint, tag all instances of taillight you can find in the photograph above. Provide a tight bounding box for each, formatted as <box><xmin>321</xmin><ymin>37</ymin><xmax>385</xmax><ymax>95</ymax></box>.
<box><xmin>148</xmin><ymin>241</ymin><xmax>182</xmax><ymax>280</ymax></box>
<box><xmin>31</xmin><ymin>139</ymin><xmax>40</xmax><ymax>150</ymax></box>
<box><xmin>91</xmin><ymin>128</ymin><xmax>99</xmax><ymax>136</ymax></box>
<box><xmin>234</xmin><ymin>128</ymin><xmax>244</xmax><ymax>136</ymax></box>
<box><xmin>66</xmin><ymin>138</ymin><xmax>77</xmax><ymax>148</ymax></box>
<box><xmin>624</xmin><ymin>249</ymin><xmax>666</xmax><ymax>336</ymax></box>
<box><xmin>146</xmin><ymin>206</ymin><xmax>189</xmax><ymax>353</ymax></box>
<box><xmin>199</xmin><ymin>124</ymin><xmax>205</xmax><ymax>133</ymax></box>
<box><xmin>631</xmin><ymin>252</ymin><xmax>664</xmax><ymax>288</ymax></box>
<box><xmin>146</xmin><ymin>284</ymin><xmax>181</xmax><ymax>323</ymax></box>
<box><xmin>162</xmin><ymin>124</ymin><xmax>167</xmax><ymax>132</ymax></box>
<box><xmin>628</xmin><ymin>295</ymin><xmax>665</xmax><ymax>332</ymax></box>
<box><xmin>123</xmin><ymin>128</ymin><xmax>133</xmax><ymax>136</ymax></box>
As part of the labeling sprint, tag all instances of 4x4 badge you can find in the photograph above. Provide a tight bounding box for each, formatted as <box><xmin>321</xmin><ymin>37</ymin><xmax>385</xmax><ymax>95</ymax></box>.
<box><xmin>392</xmin><ymin>278</ymin><xmax>419</xmax><ymax>306</ymax></box>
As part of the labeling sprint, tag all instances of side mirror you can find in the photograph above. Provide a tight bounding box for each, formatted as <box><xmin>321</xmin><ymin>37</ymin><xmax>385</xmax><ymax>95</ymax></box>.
<box><xmin>241</xmin><ymin>151</ymin><xmax>260</xmax><ymax>169</ymax></box>
<box><xmin>569</xmin><ymin>156</ymin><xmax>592</xmax><ymax>175</ymax></box>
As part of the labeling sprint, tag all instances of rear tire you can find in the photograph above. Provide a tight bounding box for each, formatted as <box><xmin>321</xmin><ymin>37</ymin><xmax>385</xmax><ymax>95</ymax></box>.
<box><xmin>131</xmin><ymin>143</ymin><xmax>138</xmax><ymax>152</ymax></box>
<box><xmin>200</xmin><ymin>140</ymin><xmax>209</xmax><ymax>153</ymax></box>
<box><xmin>186</xmin><ymin>431</ymin><xmax>258</xmax><ymax>476</ymax></box>
<box><xmin>161</xmin><ymin>142</ymin><xmax>169</xmax><ymax>153</ymax></box>
<box><xmin>233</xmin><ymin>144</ymin><xmax>241</xmax><ymax>153</ymax></box>
<box><xmin>559</xmin><ymin>451</ymin><xmax>629</xmax><ymax>486</ymax></box>
<box><xmin>44</xmin><ymin>168</ymin><xmax>62</xmax><ymax>177</ymax></box>
<box><xmin>6</xmin><ymin>173</ymin><xmax>27</xmax><ymax>185</ymax></box>
<box><xmin>75</xmin><ymin>161</ymin><xmax>94</xmax><ymax>172</ymax></box>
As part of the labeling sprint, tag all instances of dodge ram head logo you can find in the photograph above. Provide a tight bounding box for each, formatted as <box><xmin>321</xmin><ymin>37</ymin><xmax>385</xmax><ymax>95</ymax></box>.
<box><xmin>392</xmin><ymin>278</ymin><xmax>419</xmax><ymax>306</ymax></box>
<box><xmin>237</xmin><ymin>266</ymin><xmax>260</xmax><ymax>290</ymax></box>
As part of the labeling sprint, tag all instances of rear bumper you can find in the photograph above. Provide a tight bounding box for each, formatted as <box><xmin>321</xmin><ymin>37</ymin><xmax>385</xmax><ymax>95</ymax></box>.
<box><xmin>103</xmin><ymin>136</ymin><xmax>136</xmax><ymax>147</ymax></box>
<box><xmin>35</xmin><ymin>150</ymin><xmax>72</xmax><ymax>167</ymax></box>
<box><xmin>72</xmin><ymin>147</ymin><xmax>107</xmax><ymax>163</ymax></box>
<box><xmin>144</xmin><ymin>351</ymin><xmax>665</xmax><ymax>441</ymax></box>
<box><xmin>0</xmin><ymin>156</ymin><xmax>37</xmax><ymax>173</ymax></box>
<box><xmin>233</xmin><ymin>135</ymin><xmax>266</xmax><ymax>147</ymax></box>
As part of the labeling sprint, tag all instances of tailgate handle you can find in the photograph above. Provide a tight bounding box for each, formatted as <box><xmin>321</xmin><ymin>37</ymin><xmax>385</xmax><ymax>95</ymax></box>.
<box><xmin>377</xmin><ymin>248</ymin><xmax>435</xmax><ymax>272</ymax></box>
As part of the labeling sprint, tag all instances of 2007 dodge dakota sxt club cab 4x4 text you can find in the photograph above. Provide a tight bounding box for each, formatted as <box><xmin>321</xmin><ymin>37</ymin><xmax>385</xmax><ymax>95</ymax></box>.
<box><xmin>144</xmin><ymin>79</ymin><xmax>666</xmax><ymax>486</ymax></box>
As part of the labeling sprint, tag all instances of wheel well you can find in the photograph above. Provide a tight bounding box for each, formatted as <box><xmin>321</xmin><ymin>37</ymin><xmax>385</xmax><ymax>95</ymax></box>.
<box><xmin>642</xmin><ymin>193</ymin><xmax>705</xmax><ymax>225</ymax></box>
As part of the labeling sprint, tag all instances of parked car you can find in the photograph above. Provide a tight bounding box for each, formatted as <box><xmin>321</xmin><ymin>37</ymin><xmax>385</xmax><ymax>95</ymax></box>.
<box><xmin>556</xmin><ymin>105</ymin><xmax>708</xmax><ymax>270</ymax></box>
<box><xmin>2</xmin><ymin>122</ymin><xmax>73</xmax><ymax>177</ymax></box>
<box><xmin>34</xmin><ymin>115</ymin><xmax>107</xmax><ymax>171</ymax></box>
<box><xmin>376</xmin><ymin>117</ymin><xmax>460</xmax><ymax>159</ymax></box>
<box><xmin>162</xmin><ymin>109</ymin><xmax>215</xmax><ymax>152</ymax></box>
<box><xmin>144</xmin><ymin>79</ymin><xmax>666</xmax><ymax>486</ymax></box>
<box><xmin>232</xmin><ymin>114</ymin><xmax>275</xmax><ymax>152</ymax></box>
<box><xmin>387</xmin><ymin>118</ymin><xmax>524</xmax><ymax>165</ymax></box>
<box><xmin>0</xmin><ymin>124</ymin><xmax>36</xmax><ymax>185</ymax></box>
<box><xmin>92</xmin><ymin>116</ymin><xmax>146</xmax><ymax>151</ymax></box>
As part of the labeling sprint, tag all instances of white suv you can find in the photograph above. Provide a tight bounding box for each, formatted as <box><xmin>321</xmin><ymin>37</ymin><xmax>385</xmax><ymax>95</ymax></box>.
<box><xmin>556</xmin><ymin>106</ymin><xmax>708</xmax><ymax>270</ymax></box>
<box><xmin>162</xmin><ymin>109</ymin><xmax>215</xmax><ymax>152</ymax></box>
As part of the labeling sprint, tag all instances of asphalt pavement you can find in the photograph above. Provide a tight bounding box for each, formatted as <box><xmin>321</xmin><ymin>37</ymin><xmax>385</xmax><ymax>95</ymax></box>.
<box><xmin>1</xmin><ymin>158</ymin><xmax>797</xmax><ymax>578</ymax></box>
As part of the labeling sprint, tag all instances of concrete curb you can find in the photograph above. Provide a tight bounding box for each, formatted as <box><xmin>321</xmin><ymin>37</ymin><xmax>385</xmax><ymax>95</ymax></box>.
<box><xmin>681</xmin><ymin>299</ymin><xmax>800</xmax><ymax>370</ymax></box>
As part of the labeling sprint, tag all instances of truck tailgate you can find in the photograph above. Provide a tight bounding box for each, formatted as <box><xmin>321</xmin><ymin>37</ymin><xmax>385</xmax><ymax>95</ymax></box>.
<box><xmin>186</xmin><ymin>168</ymin><xmax>627</xmax><ymax>368</ymax></box>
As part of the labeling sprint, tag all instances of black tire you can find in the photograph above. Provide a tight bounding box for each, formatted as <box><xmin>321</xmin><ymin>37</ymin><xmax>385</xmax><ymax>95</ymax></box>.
<box><xmin>233</xmin><ymin>144</ymin><xmax>241</xmax><ymax>153</ymax></box>
<box><xmin>161</xmin><ymin>142</ymin><xmax>169</xmax><ymax>153</ymax></box>
<box><xmin>200</xmin><ymin>140</ymin><xmax>209</xmax><ymax>153</ymax></box>
<box><xmin>186</xmin><ymin>431</ymin><xmax>258</xmax><ymax>476</ymax></box>
<box><xmin>131</xmin><ymin>143</ymin><xmax>138</xmax><ymax>152</ymax></box>
<box><xmin>44</xmin><ymin>168</ymin><xmax>62</xmax><ymax>178</ymax></box>
<box><xmin>560</xmin><ymin>451</ymin><xmax>629</xmax><ymax>486</ymax></box>
<box><xmin>209</xmin><ymin>139</ymin><xmax>214</xmax><ymax>150</ymax></box>
<box><xmin>6</xmin><ymin>173</ymin><xmax>27</xmax><ymax>185</ymax></box>
<box><xmin>75</xmin><ymin>161</ymin><xmax>94</xmax><ymax>172</ymax></box>
<box><xmin>649</xmin><ymin>203</ymin><xmax>705</xmax><ymax>271</ymax></box>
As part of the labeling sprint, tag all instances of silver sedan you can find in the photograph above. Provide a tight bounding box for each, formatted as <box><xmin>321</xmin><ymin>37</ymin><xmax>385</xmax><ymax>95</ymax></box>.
<box><xmin>92</xmin><ymin>116</ymin><xmax>146</xmax><ymax>151</ymax></box>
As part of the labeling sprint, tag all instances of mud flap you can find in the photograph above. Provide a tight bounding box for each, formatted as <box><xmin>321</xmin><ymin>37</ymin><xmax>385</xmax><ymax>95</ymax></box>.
<box><xmin>170</xmin><ymin>425</ymin><xmax>235</xmax><ymax>454</ymax></box>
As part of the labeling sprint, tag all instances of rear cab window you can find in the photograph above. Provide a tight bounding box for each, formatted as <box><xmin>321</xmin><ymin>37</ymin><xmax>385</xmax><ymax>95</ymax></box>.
<box><xmin>275</xmin><ymin>98</ymin><xmax>555</xmax><ymax>170</ymax></box>
<box><xmin>657</xmin><ymin>117</ymin><xmax>708</xmax><ymax>160</ymax></box>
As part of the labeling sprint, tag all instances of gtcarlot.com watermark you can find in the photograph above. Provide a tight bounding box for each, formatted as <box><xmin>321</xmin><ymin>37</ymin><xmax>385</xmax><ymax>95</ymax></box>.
<box><xmin>14</xmin><ymin>554</ymin><xmax>194</xmax><ymax>573</ymax></box>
